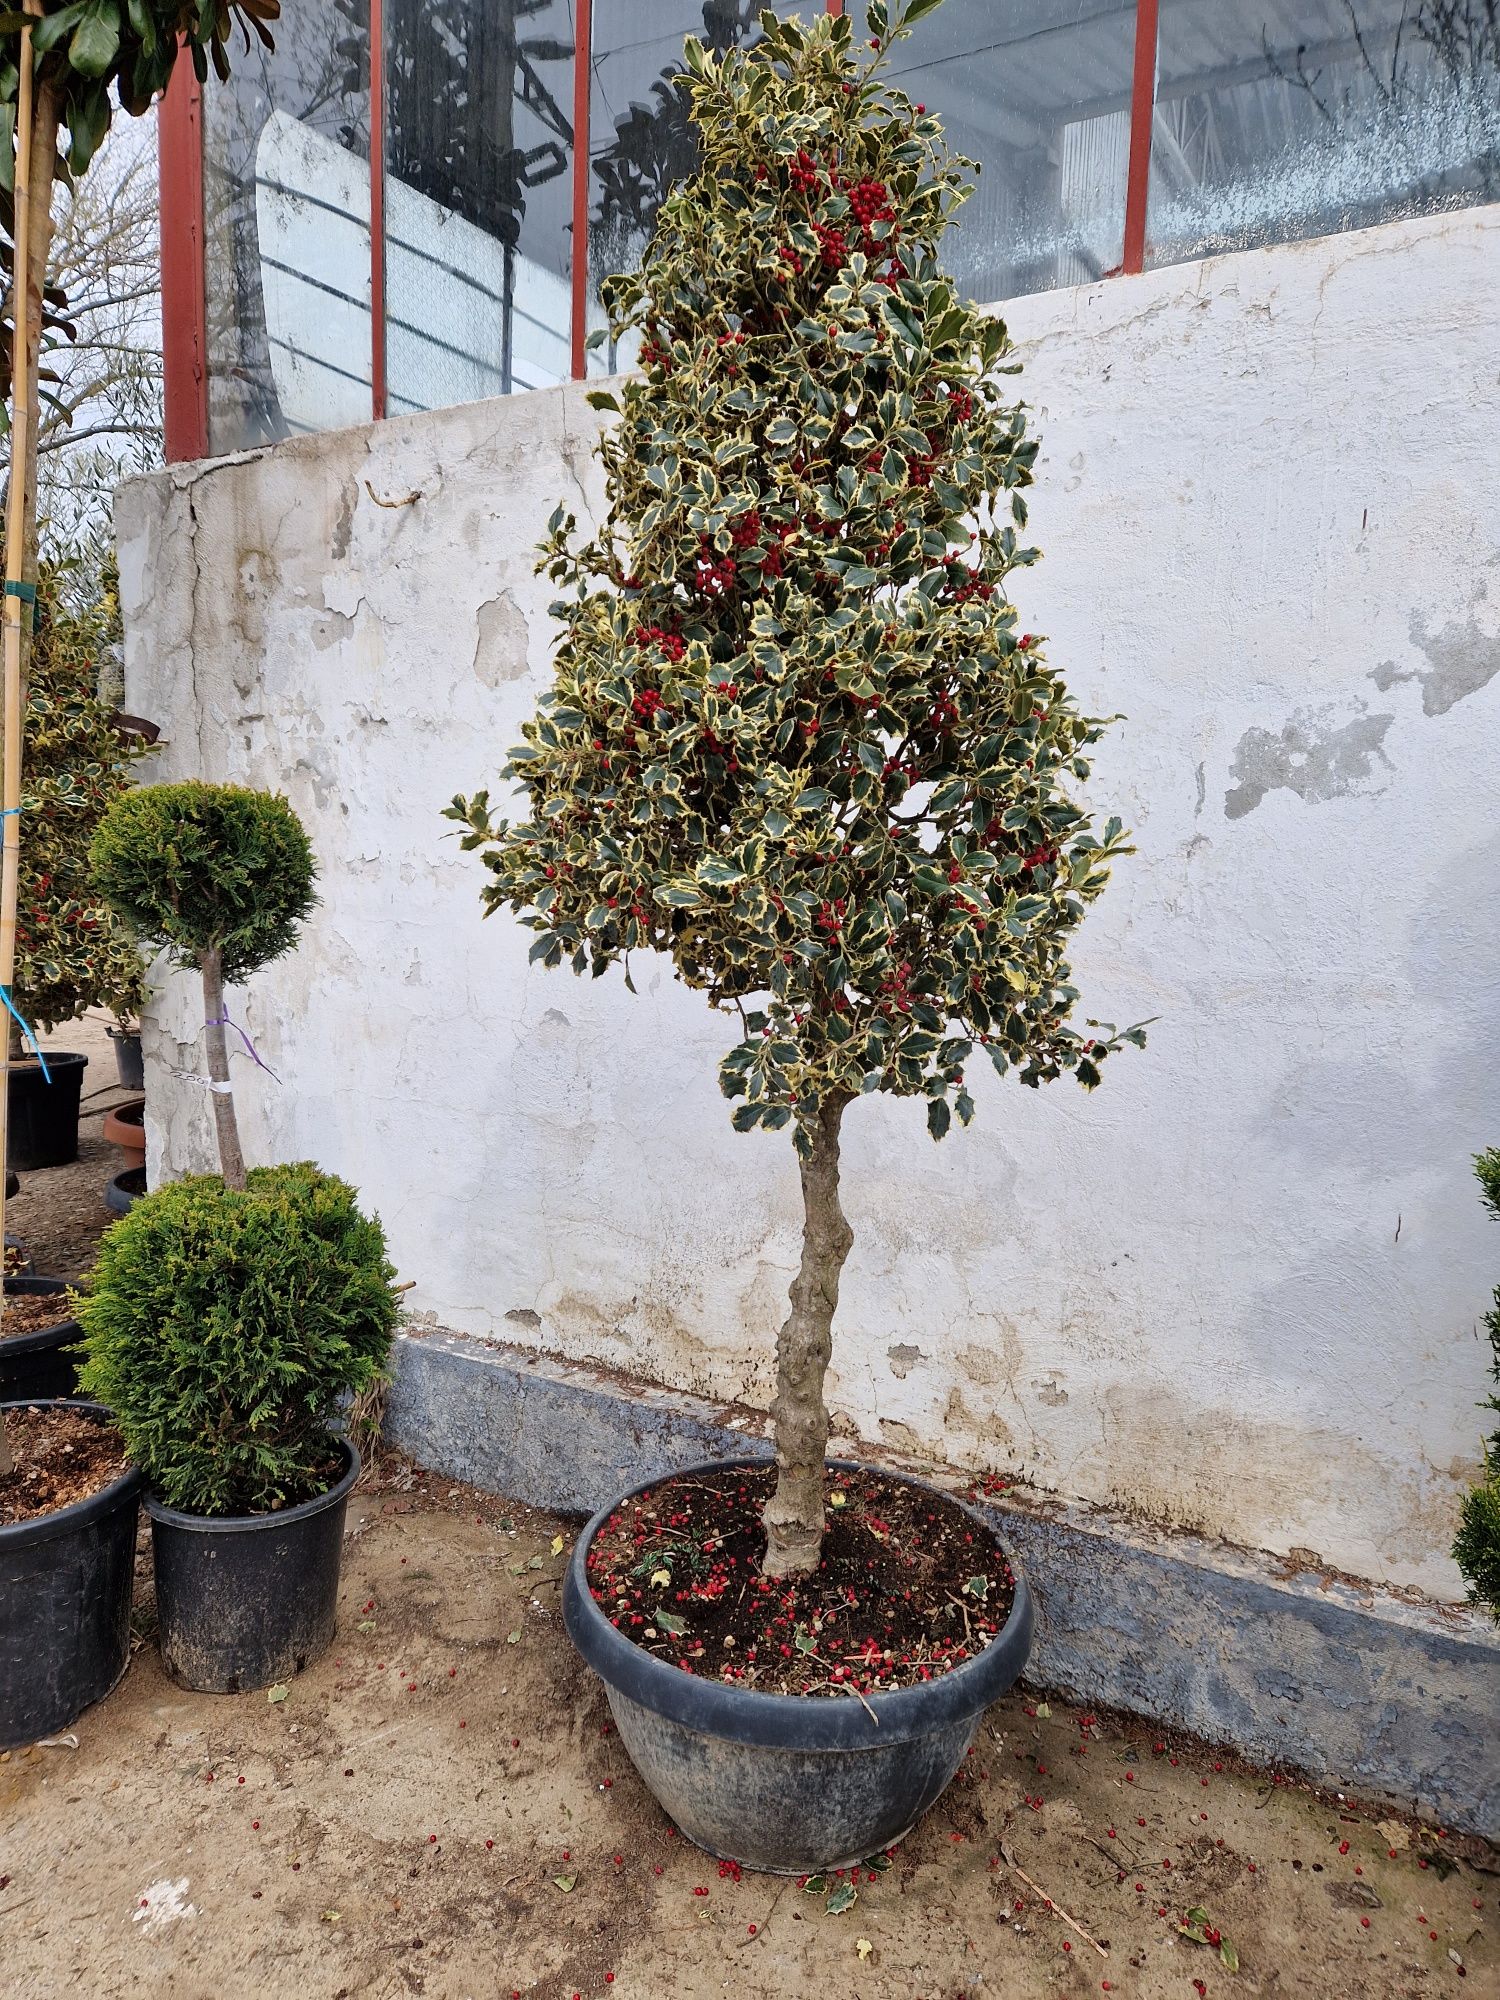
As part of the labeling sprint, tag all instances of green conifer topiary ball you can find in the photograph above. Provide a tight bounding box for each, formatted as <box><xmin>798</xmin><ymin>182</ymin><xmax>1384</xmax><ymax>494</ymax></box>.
<box><xmin>77</xmin><ymin>1165</ymin><xmax>397</xmax><ymax>1517</ymax></box>
<box><xmin>90</xmin><ymin>780</ymin><xmax>317</xmax><ymax>984</ymax></box>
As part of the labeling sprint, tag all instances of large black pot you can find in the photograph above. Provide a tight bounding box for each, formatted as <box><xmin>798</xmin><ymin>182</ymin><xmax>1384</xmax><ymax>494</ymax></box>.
<box><xmin>145</xmin><ymin>1438</ymin><xmax>360</xmax><ymax>1694</ymax></box>
<box><xmin>563</xmin><ymin>1457</ymin><xmax>1034</xmax><ymax>1873</ymax></box>
<box><xmin>0</xmin><ymin>1400</ymin><xmax>142</xmax><ymax>1749</ymax></box>
<box><xmin>7</xmin><ymin>1052</ymin><xmax>87</xmax><ymax>1171</ymax></box>
<box><xmin>0</xmin><ymin>1278</ymin><xmax>83</xmax><ymax>1402</ymax></box>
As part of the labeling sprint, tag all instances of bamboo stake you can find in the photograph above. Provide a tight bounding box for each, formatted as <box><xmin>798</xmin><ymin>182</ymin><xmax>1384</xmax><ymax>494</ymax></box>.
<box><xmin>0</xmin><ymin>0</ymin><xmax>42</xmax><ymax>1480</ymax></box>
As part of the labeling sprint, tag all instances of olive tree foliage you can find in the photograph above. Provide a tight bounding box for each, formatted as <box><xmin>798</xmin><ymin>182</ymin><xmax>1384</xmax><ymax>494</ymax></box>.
<box><xmin>449</xmin><ymin>1</ymin><xmax>1145</xmax><ymax>1576</ymax></box>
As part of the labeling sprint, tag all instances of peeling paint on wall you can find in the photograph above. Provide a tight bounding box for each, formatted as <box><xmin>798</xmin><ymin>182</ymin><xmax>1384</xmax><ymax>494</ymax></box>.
<box><xmin>1224</xmin><ymin>705</ymin><xmax>1395</xmax><ymax>819</ymax></box>
<box><xmin>1371</xmin><ymin>590</ymin><xmax>1500</xmax><ymax>717</ymax></box>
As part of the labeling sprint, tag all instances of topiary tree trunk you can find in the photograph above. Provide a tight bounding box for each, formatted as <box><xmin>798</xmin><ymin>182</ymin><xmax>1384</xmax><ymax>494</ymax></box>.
<box><xmin>199</xmin><ymin>946</ymin><xmax>248</xmax><ymax>1190</ymax></box>
<box><xmin>450</xmin><ymin>0</ymin><xmax>1146</xmax><ymax>1576</ymax></box>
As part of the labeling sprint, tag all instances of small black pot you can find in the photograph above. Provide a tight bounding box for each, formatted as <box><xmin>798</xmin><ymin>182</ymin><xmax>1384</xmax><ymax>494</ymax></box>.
<box><xmin>563</xmin><ymin>1458</ymin><xmax>1035</xmax><ymax>1873</ymax></box>
<box><xmin>145</xmin><ymin>1439</ymin><xmax>360</xmax><ymax>1694</ymax></box>
<box><xmin>0</xmin><ymin>1278</ymin><xmax>83</xmax><ymax>1402</ymax></box>
<box><xmin>105</xmin><ymin>1165</ymin><xmax>147</xmax><ymax>1216</ymax></box>
<box><xmin>0</xmin><ymin>1400</ymin><xmax>142</xmax><ymax>1749</ymax></box>
<box><xmin>107</xmin><ymin>1026</ymin><xmax>145</xmax><ymax>1093</ymax></box>
<box><xmin>7</xmin><ymin>1052</ymin><xmax>88</xmax><ymax>1171</ymax></box>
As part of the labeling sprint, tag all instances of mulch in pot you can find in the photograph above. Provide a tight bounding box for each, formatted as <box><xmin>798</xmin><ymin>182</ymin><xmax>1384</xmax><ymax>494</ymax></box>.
<box><xmin>583</xmin><ymin>1462</ymin><xmax>1015</xmax><ymax>1698</ymax></box>
<box><xmin>0</xmin><ymin>1292</ymin><xmax>79</xmax><ymax>1341</ymax></box>
<box><xmin>0</xmin><ymin>1406</ymin><xmax>129</xmax><ymax>1526</ymax></box>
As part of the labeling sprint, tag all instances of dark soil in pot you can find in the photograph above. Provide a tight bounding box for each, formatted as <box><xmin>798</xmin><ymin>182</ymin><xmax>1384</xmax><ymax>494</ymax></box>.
<box><xmin>564</xmin><ymin>1458</ymin><xmax>1034</xmax><ymax>1874</ymax></box>
<box><xmin>105</xmin><ymin>1165</ymin><xmax>146</xmax><ymax>1215</ymax></box>
<box><xmin>0</xmin><ymin>1277</ymin><xmax>84</xmax><ymax>1402</ymax></box>
<box><xmin>6</xmin><ymin>1051</ymin><xmax>88</xmax><ymax>1171</ymax></box>
<box><xmin>145</xmin><ymin>1438</ymin><xmax>361</xmax><ymax>1695</ymax></box>
<box><xmin>0</xmin><ymin>1400</ymin><xmax>142</xmax><ymax>1748</ymax></box>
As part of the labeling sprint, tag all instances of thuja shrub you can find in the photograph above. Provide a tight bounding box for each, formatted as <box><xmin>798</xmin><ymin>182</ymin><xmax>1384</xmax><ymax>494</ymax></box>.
<box><xmin>1454</xmin><ymin>1149</ymin><xmax>1500</xmax><ymax>1618</ymax></box>
<box><xmin>77</xmin><ymin>1164</ymin><xmax>396</xmax><ymax>1517</ymax></box>
<box><xmin>90</xmin><ymin>780</ymin><xmax>316</xmax><ymax>984</ymax></box>
<box><xmin>449</xmin><ymin>2</ymin><xmax>1144</xmax><ymax>1576</ymax></box>
<box><xmin>91</xmin><ymin>780</ymin><xmax>317</xmax><ymax>1188</ymax></box>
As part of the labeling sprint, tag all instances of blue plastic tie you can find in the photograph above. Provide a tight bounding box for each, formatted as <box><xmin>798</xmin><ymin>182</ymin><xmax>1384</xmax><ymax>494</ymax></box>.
<box><xmin>0</xmin><ymin>986</ymin><xmax>50</xmax><ymax>1083</ymax></box>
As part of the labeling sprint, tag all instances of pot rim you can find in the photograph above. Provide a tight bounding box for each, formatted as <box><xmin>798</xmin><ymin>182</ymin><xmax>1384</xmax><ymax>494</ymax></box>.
<box><xmin>563</xmin><ymin>1455</ymin><xmax>1034</xmax><ymax>1752</ymax></box>
<box><xmin>144</xmin><ymin>1435</ymin><xmax>360</xmax><ymax>1534</ymax></box>
<box><xmin>0</xmin><ymin>1399</ymin><xmax>143</xmax><ymax>1549</ymax></box>
<box><xmin>2</xmin><ymin>1276</ymin><xmax>83</xmax><ymax>1355</ymax></box>
<box><xmin>6</xmin><ymin>1049</ymin><xmax>87</xmax><ymax>1073</ymax></box>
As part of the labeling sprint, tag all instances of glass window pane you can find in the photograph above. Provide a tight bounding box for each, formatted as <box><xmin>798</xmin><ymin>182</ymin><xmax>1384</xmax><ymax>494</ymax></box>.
<box><xmin>203</xmin><ymin>0</ymin><xmax>372</xmax><ymax>456</ymax></box>
<box><xmin>587</xmin><ymin>1</ymin><xmax>811</xmax><ymax>368</ymax></box>
<box><xmin>848</xmin><ymin>0</ymin><xmax>1137</xmax><ymax>299</ymax></box>
<box><xmin>383</xmin><ymin>0</ymin><xmax>579</xmax><ymax>410</ymax></box>
<box><xmin>1148</xmin><ymin>2</ymin><xmax>1500</xmax><ymax>268</ymax></box>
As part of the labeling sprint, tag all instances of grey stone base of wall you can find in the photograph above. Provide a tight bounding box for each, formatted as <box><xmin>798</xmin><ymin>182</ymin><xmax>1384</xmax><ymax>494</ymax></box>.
<box><xmin>385</xmin><ymin>1327</ymin><xmax>1500</xmax><ymax>1840</ymax></box>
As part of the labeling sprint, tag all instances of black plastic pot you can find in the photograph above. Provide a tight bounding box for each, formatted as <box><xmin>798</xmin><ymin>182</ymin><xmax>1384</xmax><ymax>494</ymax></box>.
<box><xmin>0</xmin><ymin>1278</ymin><xmax>83</xmax><ymax>1402</ymax></box>
<box><xmin>107</xmin><ymin>1026</ymin><xmax>145</xmax><ymax>1093</ymax></box>
<box><xmin>145</xmin><ymin>1438</ymin><xmax>360</xmax><ymax>1694</ymax></box>
<box><xmin>563</xmin><ymin>1457</ymin><xmax>1035</xmax><ymax>1873</ymax></box>
<box><xmin>105</xmin><ymin>1165</ymin><xmax>147</xmax><ymax>1216</ymax></box>
<box><xmin>0</xmin><ymin>1400</ymin><xmax>142</xmax><ymax>1749</ymax></box>
<box><xmin>6</xmin><ymin>1052</ymin><xmax>87</xmax><ymax>1171</ymax></box>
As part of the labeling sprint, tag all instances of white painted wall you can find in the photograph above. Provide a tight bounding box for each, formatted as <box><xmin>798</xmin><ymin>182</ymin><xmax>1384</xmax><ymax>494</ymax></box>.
<box><xmin>117</xmin><ymin>206</ymin><xmax>1500</xmax><ymax>1599</ymax></box>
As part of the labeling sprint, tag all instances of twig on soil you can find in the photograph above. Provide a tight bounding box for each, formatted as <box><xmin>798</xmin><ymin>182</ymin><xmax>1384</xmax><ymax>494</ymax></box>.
<box><xmin>998</xmin><ymin>1842</ymin><xmax>1108</xmax><ymax>1957</ymax></box>
<box><xmin>736</xmin><ymin>1880</ymin><xmax>791</xmax><ymax>1945</ymax></box>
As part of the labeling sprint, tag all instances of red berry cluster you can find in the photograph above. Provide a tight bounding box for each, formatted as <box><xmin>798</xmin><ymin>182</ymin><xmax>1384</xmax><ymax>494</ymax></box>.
<box><xmin>630</xmin><ymin>688</ymin><xmax>666</xmax><ymax>724</ymax></box>
<box><xmin>946</xmin><ymin>385</ymin><xmax>976</xmax><ymax>422</ymax></box>
<box><xmin>692</xmin><ymin>538</ymin><xmax>738</xmax><ymax>598</ymax></box>
<box><xmin>632</xmin><ymin>624</ymin><xmax>684</xmax><ymax>664</ymax></box>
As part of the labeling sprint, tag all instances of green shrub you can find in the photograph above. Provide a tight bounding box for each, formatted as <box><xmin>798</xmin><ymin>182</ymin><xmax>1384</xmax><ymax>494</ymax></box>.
<box><xmin>11</xmin><ymin>550</ymin><xmax>148</xmax><ymax>1033</ymax></box>
<box><xmin>1455</xmin><ymin>1149</ymin><xmax>1500</xmax><ymax>1618</ymax></box>
<box><xmin>77</xmin><ymin>1164</ymin><xmax>397</xmax><ymax>1517</ymax></box>
<box><xmin>90</xmin><ymin>780</ymin><xmax>317</xmax><ymax>984</ymax></box>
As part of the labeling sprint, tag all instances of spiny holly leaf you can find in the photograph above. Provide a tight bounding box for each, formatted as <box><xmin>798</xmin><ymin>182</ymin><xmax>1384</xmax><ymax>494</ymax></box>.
<box><xmin>826</xmin><ymin>1881</ymin><xmax>858</xmax><ymax>1915</ymax></box>
<box><xmin>450</xmin><ymin>7</ymin><xmax>1144</xmax><ymax>1155</ymax></box>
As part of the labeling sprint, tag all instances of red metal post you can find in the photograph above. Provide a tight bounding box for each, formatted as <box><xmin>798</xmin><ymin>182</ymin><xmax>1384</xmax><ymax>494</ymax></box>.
<box><xmin>158</xmin><ymin>54</ymin><xmax>208</xmax><ymax>462</ymax></box>
<box><xmin>1122</xmin><ymin>0</ymin><xmax>1159</xmax><ymax>275</ymax></box>
<box><xmin>569</xmin><ymin>0</ymin><xmax>593</xmax><ymax>380</ymax></box>
<box><xmin>369</xmin><ymin>0</ymin><xmax>387</xmax><ymax>418</ymax></box>
<box><xmin>827</xmin><ymin>1</ymin><xmax>845</xmax><ymax>15</ymax></box>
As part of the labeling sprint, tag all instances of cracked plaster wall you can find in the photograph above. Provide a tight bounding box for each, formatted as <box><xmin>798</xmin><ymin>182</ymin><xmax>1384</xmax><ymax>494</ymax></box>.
<box><xmin>116</xmin><ymin>207</ymin><xmax>1500</xmax><ymax>1599</ymax></box>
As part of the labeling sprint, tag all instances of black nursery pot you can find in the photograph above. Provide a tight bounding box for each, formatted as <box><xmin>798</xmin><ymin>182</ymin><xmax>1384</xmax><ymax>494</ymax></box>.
<box><xmin>0</xmin><ymin>1277</ymin><xmax>83</xmax><ymax>1403</ymax></box>
<box><xmin>7</xmin><ymin>1052</ymin><xmax>88</xmax><ymax>1171</ymax></box>
<box><xmin>107</xmin><ymin>1026</ymin><xmax>145</xmax><ymax>1093</ymax></box>
<box><xmin>563</xmin><ymin>1457</ymin><xmax>1035</xmax><ymax>1874</ymax></box>
<box><xmin>0</xmin><ymin>1401</ymin><xmax>143</xmax><ymax>1750</ymax></box>
<box><xmin>145</xmin><ymin>1439</ymin><xmax>360</xmax><ymax>1694</ymax></box>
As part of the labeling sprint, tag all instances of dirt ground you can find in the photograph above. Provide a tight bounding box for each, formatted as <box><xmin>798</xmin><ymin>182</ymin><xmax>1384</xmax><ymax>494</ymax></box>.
<box><xmin>8</xmin><ymin>1013</ymin><xmax>140</xmax><ymax>1281</ymax></box>
<box><xmin>3</xmin><ymin>1452</ymin><xmax>1493</xmax><ymax>2000</ymax></box>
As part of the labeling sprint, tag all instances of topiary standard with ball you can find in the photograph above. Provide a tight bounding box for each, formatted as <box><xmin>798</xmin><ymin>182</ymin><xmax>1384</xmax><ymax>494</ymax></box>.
<box><xmin>449</xmin><ymin>1</ymin><xmax>1146</xmax><ymax>1578</ymax></box>
<box><xmin>90</xmin><ymin>781</ymin><xmax>316</xmax><ymax>1190</ymax></box>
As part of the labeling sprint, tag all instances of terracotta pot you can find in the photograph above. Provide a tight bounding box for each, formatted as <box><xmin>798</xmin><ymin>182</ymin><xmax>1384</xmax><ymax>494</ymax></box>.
<box><xmin>101</xmin><ymin>1098</ymin><xmax>145</xmax><ymax>1161</ymax></box>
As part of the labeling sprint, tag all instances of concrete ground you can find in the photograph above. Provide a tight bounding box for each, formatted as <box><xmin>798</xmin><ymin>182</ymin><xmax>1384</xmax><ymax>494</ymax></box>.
<box><xmin>2</xmin><ymin>1455</ymin><xmax>1493</xmax><ymax>2000</ymax></box>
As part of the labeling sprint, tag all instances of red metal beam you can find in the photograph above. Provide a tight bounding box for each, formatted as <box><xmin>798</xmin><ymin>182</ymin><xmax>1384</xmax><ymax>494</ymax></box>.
<box><xmin>158</xmin><ymin>54</ymin><xmax>208</xmax><ymax>462</ymax></box>
<box><xmin>570</xmin><ymin>0</ymin><xmax>593</xmax><ymax>381</ymax></box>
<box><xmin>369</xmin><ymin>0</ymin><xmax>387</xmax><ymax>418</ymax></box>
<box><xmin>1122</xmin><ymin>0</ymin><xmax>1159</xmax><ymax>275</ymax></box>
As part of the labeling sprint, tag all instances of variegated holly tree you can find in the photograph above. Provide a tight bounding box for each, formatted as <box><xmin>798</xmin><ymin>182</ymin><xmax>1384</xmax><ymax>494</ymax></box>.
<box><xmin>448</xmin><ymin>0</ymin><xmax>1144</xmax><ymax>1578</ymax></box>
